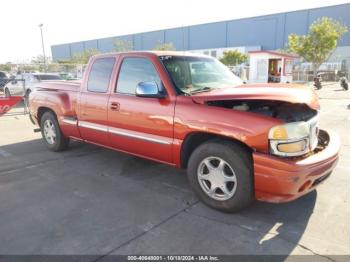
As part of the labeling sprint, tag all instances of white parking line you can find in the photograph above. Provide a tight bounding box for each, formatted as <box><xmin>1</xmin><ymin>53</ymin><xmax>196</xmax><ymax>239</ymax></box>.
<box><xmin>0</xmin><ymin>149</ymin><xmax>12</xmax><ymax>157</ymax></box>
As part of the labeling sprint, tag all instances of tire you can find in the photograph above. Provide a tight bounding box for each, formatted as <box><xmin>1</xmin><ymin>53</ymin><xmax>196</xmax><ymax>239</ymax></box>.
<box><xmin>40</xmin><ymin>111</ymin><xmax>69</xmax><ymax>152</ymax></box>
<box><xmin>4</xmin><ymin>88</ymin><xmax>10</xmax><ymax>97</ymax></box>
<box><xmin>187</xmin><ymin>140</ymin><xmax>254</xmax><ymax>212</ymax></box>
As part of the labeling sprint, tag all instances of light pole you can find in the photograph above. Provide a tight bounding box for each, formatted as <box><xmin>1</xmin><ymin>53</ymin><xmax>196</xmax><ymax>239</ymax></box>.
<box><xmin>38</xmin><ymin>23</ymin><xmax>46</xmax><ymax>71</ymax></box>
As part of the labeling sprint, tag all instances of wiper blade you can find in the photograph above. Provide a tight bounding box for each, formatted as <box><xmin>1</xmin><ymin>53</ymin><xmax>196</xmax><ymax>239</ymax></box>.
<box><xmin>190</xmin><ymin>87</ymin><xmax>213</xmax><ymax>94</ymax></box>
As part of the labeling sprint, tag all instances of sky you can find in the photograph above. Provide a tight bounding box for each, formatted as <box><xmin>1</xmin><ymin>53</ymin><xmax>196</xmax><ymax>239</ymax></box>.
<box><xmin>0</xmin><ymin>0</ymin><xmax>349</xmax><ymax>63</ymax></box>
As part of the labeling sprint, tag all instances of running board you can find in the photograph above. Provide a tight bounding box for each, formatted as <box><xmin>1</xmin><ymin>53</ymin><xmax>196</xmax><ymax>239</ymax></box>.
<box><xmin>33</xmin><ymin>128</ymin><xmax>41</xmax><ymax>133</ymax></box>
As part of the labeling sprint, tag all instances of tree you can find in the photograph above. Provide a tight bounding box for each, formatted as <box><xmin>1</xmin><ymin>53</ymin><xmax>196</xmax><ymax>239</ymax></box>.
<box><xmin>219</xmin><ymin>50</ymin><xmax>248</xmax><ymax>66</ymax></box>
<box><xmin>113</xmin><ymin>38</ymin><xmax>133</xmax><ymax>52</ymax></box>
<box><xmin>153</xmin><ymin>42</ymin><xmax>176</xmax><ymax>51</ymax></box>
<box><xmin>0</xmin><ymin>62</ymin><xmax>12</xmax><ymax>72</ymax></box>
<box><xmin>47</xmin><ymin>63</ymin><xmax>62</xmax><ymax>72</ymax></box>
<box><xmin>31</xmin><ymin>55</ymin><xmax>49</xmax><ymax>72</ymax></box>
<box><xmin>56</xmin><ymin>60</ymin><xmax>77</xmax><ymax>72</ymax></box>
<box><xmin>71</xmin><ymin>49</ymin><xmax>100</xmax><ymax>64</ymax></box>
<box><xmin>288</xmin><ymin>17</ymin><xmax>347</xmax><ymax>77</ymax></box>
<box><xmin>19</xmin><ymin>64</ymin><xmax>38</xmax><ymax>73</ymax></box>
<box><xmin>31</xmin><ymin>55</ymin><xmax>46</xmax><ymax>64</ymax></box>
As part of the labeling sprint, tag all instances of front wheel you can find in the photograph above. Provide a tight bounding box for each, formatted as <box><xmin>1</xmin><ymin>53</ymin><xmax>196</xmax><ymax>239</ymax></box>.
<box><xmin>187</xmin><ymin>140</ymin><xmax>254</xmax><ymax>212</ymax></box>
<box><xmin>40</xmin><ymin>111</ymin><xmax>69</xmax><ymax>151</ymax></box>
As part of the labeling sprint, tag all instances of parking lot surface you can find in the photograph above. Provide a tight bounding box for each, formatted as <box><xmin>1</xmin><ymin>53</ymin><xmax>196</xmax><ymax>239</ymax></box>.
<box><xmin>0</xmin><ymin>84</ymin><xmax>350</xmax><ymax>259</ymax></box>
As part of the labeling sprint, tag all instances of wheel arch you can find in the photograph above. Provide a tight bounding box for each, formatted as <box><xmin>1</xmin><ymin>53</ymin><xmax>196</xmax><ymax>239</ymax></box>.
<box><xmin>180</xmin><ymin>132</ymin><xmax>252</xmax><ymax>168</ymax></box>
<box><xmin>37</xmin><ymin>107</ymin><xmax>58</xmax><ymax>126</ymax></box>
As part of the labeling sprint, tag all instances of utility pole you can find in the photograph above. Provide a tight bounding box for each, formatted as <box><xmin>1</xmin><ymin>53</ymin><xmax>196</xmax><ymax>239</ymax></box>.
<box><xmin>38</xmin><ymin>23</ymin><xmax>46</xmax><ymax>71</ymax></box>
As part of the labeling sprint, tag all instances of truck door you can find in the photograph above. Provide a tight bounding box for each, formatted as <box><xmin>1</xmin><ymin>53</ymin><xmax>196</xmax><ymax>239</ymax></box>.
<box><xmin>78</xmin><ymin>57</ymin><xmax>116</xmax><ymax>146</ymax></box>
<box><xmin>108</xmin><ymin>56</ymin><xmax>175</xmax><ymax>164</ymax></box>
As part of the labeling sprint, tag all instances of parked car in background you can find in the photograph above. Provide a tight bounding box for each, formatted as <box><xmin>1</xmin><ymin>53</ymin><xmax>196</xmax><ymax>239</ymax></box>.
<box><xmin>3</xmin><ymin>73</ymin><xmax>63</xmax><ymax>98</ymax></box>
<box><xmin>29</xmin><ymin>51</ymin><xmax>340</xmax><ymax>212</ymax></box>
<box><xmin>59</xmin><ymin>72</ymin><xmax>78</xmax><ymax>80</ymax></box>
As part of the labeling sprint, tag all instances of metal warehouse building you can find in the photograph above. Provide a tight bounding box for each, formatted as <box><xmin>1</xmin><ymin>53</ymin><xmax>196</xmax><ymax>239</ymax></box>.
<box><xmin>51</xmin><ymin>3</ymin><xmax>350</xmax><ymax>63</ymax></box>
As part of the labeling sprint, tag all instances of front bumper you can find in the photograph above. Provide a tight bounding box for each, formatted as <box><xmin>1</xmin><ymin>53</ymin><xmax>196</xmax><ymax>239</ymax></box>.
<box><xmin>253</xmin><ymin>129</ymin><xmax>340</xmax><ymax>203</ymax></box>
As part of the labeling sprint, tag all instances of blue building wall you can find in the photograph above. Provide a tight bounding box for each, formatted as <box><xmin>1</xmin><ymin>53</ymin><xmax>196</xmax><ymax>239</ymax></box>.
<box><xmin>51</xmin><ymin>3</ymin><xmax>350</xmax><ymax>61</ymax></box>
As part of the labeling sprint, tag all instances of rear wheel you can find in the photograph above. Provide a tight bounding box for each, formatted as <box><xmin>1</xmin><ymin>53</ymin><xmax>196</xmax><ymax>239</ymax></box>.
<box><xmin>187</xmin><ymin>140</ymin><xmax>254</xmax><ymax>212</ymax></box>
<box><xmin>40</xmin><ymin>111</ymin><xmax>69</xmax><ymax>151</ymax></box>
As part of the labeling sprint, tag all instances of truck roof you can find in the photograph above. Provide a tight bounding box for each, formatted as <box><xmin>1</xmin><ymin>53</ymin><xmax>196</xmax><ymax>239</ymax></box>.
<box><xmin>91</xmin><ymin>50</ymin><xmax>209</xmax><ymax>59</ymax></box>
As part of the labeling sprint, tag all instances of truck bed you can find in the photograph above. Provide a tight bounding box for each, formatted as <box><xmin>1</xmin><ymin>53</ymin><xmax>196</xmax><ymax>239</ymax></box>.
<box><xmin>37</xmin><ymin>80</ymin><xmax>81</xmax><ymax>92</ymax></box>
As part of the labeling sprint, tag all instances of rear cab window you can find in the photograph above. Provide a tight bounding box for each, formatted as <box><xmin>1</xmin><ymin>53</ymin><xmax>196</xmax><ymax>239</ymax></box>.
<box><xmin>87</xmin><ymin>58</ymin><xmax>115</xmax><ymax>93</ymax></box>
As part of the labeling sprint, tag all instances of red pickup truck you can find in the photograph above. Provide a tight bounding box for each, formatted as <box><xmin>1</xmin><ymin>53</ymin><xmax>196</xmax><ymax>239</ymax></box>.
<box><xmin>29</xmin><ymin>51</ymin><xmax>340</xmax><ymax>212</ymax></box>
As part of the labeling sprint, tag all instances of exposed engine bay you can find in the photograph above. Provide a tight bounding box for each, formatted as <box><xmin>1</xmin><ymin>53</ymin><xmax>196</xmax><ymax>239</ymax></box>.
<box><xmin>206</xmin><ymin>100</ymin><xmax>318</xmax><ymax>122</ymax></box>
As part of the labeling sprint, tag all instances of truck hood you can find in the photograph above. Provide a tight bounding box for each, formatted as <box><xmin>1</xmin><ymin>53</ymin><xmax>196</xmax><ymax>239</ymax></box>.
<box><xmin>191</xmin><ymin>83</ymin><xmax>320</xmax><ymax>110</ymax></box>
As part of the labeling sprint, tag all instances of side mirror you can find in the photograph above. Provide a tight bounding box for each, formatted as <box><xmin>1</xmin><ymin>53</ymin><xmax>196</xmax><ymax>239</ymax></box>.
<box><xmin>11</xmin><ymin>80</ymin><xmax>17</xmax><ymax>85</ymax></box>
<box><xmin>135</xmin><ymin>81</ymin><xmax>165</xmax><ymax>98</ymax></box>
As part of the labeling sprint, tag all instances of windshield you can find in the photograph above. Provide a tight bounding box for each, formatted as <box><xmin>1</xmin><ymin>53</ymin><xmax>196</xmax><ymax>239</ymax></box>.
<box><xmin>34</xmin><ymin>74</ymin><xmax>62</xmax><ymax>81</ymax></box>
<box><xmin>159</xmin><ymin>55</ymin><xmax>243</xmax><ymax>95</ymax></box>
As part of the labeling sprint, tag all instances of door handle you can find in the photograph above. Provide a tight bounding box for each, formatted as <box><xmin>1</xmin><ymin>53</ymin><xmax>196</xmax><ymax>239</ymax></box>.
<box><xmin>110</xmin><ymin>102</ymin><xmax>120</xmax><ymax>111</ymax></box>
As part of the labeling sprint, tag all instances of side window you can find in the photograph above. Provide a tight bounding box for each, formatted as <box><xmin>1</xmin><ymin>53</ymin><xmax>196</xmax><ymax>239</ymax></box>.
<box><xmin>116</xmin><ymin>57</ymin><xmax>161</xmax><ymax>95</ymax></box>
<box><xmin>87</xmin><ymin>58</ymin><xmax>115</xmax><ymax>93</ymax></box>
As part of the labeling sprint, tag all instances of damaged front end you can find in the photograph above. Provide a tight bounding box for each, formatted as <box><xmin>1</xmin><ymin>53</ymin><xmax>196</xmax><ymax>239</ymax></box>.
<box><xmin>206</xmin><ymin>100</ymin><xmax>318</xmax><ymax>122</ymax></box>
<box><xmin>206</xmin><ymin>99</ymin><xmax>319</xmax><ymax>157</ymax></box>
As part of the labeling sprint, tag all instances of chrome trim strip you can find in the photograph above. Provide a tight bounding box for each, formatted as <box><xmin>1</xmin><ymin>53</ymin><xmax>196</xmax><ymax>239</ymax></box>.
<box><xmin>308</xmin><ymin>114</ymin><xmax>319</xmax><ymax>151</ymax></box>
<box><xmin>62</xmin><ymin>118</ymin><xmax>77</xmax><ymax>125</ymax></box>
<box><xmin>78</xmin><ymin>121</ymin><xmax>108</xmax><ymax>132</ymax></box>
<box><xmin>109</xmin><ymin>127</ymin><xmax>171</xmax><ymax>145</ymax></box>
<box><xmin>76</xmin><ymin>120</ymin><xmax>171</xmax><ymax>145</ymax></box>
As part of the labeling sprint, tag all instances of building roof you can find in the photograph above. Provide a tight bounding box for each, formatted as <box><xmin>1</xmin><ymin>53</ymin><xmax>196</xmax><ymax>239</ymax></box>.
<box><xmin>248</xmin><ymin>50</ymin><xmax>298</xmax><ymax>59</ymax></box>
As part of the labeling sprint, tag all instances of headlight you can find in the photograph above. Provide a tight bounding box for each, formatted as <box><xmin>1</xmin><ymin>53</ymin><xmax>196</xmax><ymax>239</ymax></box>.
<box><xmin>269</xmin><ymin>121</ymin><xmax>311</xmax><ymax>157</ymax></box>
<box><xmin>277</xmin><ymin>140</ymin><xmax>307</xmax><ymax>153</ymax></box>
<box><xmin>269</xmin><ymin>122</ymin><xmax>310</xmax><ymax>140</ymax></box>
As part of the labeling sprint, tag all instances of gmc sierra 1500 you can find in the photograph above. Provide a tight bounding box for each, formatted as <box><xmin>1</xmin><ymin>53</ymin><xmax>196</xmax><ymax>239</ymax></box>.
<box><xmin>28</xmin><ymin>51</ymin><xmax>340</xmax><ymax>212</ymax></box>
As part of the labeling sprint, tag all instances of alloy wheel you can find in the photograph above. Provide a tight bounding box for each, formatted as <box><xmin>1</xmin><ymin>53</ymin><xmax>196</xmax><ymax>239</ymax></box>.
<box><xmin>197</xmin><ymin>156</ymin><xmax>237</xmax><ymax>201</ymax></box>
<box><xmin>43</xmin><ymin>119</ymin><xmax>56</xmax><ymax>145</ymax></box>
